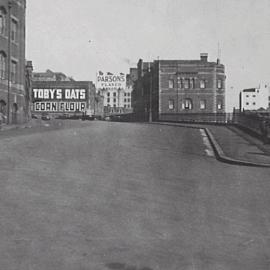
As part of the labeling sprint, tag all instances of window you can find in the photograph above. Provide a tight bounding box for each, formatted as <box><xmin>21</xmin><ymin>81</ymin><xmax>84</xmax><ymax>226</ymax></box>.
<box><xmin>124</xmin><ymin>93</ymin><xmax>126</xmax><ymax>97</ymax></box>
<box><xmin>128</xmin><ymin>98</ymin><xmax>130</xmax><ymax>102</ymax></box>
<box><xmin>11</xmin><ymin>19</ymin><xmax>18</xmax><ymax>42</ymax></box>
<box><xmin>113</xmin><ymin>92</ymin><xmax>116</xmax><ymax>97</ymax></box>
<box><xmin>168</xmin><ymin>79</ymin><xmax>174</xmax><ymax>89</ymax></box>
<box><xmin>11</xmin><ymin>61</ymin><xmax>17</xmax><ymax>83</ymax></box>
<box><xmin>127</xmin><ymin>93</ymin><xmax>130</xmax><ymax>96</ymax></box>
<box><xmin>107</xmin><ymin>98</ymin><xmax>110</xmax><ymax>103</ymax></box>
<box><xmin>253</xmin><ymin>102</ymin><xmax>256</xmax><ymax>105</ymax></box>
<box><xmin>217</xmin><ymin>101</ymin><xmax>223</xmax><ymax>110</ymax></box>
<box><xmin>246</xmin><ymin>102</ymin><xmax>249</xmax><ymax>105</ymax></box>
<box><xmin>217</xmin><ymin>80</ymin><xmax>222</xmax><ymax>89</ymax></box>
<box><xmin>0</xmin><ymin>7</ymin><xmax>6</xmax><ymax>35</ymax></box>
<box><xmin>113</xmin><ymin>98</ymin><xmax>116</xmax><ymax>103</ymax></box>
<box><xmin>180</xmin><ymin>78</ymin><xmax>184</xmax><ymax>89</ymax></box>
<box><xmin>0</xmin><ymin>52</ymin><xmax>6</xmax><ymax>79</ymax></box>
<box><xmin>252</xmin><ymin>95</ymin><xmax>256</xmax><ymax>98</ymax></box>
<box><xmin>200</xmin><ymin>100</ymin><xmax>206</xmax><ymax>110</ymax></box>
<box><xmin>200</xmin><ymin>80</ymin><xmax>206</xmax><ymax>89</ymax></box>
<box><xmin>190</xmin><ymin>78</ymin><xmax>195</xmax><ymax>89</ymax></box>
<box><xmin>183</xmin><ymin>99</ymin><xmax>193</xmax><ymax>110</ymax></box>
<box><xmin>184</xmin><ymin>79</ymin><xmax>190</xmax><ymax>89</ymax></box>
<box><xmin>124</xmin><ymin>98</ymin><xmax>126</xmax><ymax>102</ymax></box>
<box><xmin>107</xmin><ymin>92</ymin><xmax>110</xmax><ymax>96</ymax></box>
<box><xmin>168</xmin><ymin>99</ymin><xmax>174</xmax><ymax>110</ymax></box>
<box><xmin>246</xmin><ymin>95</ymin><xmax>249</xmax><ymax>98</ymax></box>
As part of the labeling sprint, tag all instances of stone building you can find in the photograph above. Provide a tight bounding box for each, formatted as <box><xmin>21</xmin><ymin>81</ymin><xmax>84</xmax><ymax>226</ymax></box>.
<box><xmin>0</xmin><ymin>0</ymin><xmax>27</xmax><ymax>124</ymax></box>
<box><xmin>97</xmin><ymin>71</ymin><xmax>135</xmax><ymax>116</ymax></box>
<box><xmin>133</xmin><ymin>53</ymin><xmax>226</xmax><ymax>122</ymax></box>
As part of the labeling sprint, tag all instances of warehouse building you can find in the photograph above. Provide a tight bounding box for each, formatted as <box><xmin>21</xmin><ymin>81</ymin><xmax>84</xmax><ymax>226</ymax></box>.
<box><xmin>32</xmin><ymin>70</ymin><xmax>103</xmax><ymax>118</ymax></box>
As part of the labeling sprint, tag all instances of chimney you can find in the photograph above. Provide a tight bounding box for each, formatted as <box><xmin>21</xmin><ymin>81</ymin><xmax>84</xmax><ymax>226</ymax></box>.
<box><xmin>200</xmin><ymin>53</ymin><xmax>208</xmax><ymax>62</ymax></box>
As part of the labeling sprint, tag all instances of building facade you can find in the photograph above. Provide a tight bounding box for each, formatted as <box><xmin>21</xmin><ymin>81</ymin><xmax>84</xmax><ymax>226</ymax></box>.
<box><xmin>133</xmin><ymin>53</ymin><xmax>226</xmax><ymax>122</ymax></box>
<box><xmin>239</xmin><ymin>84</ymin><xmax>270</xmax><ymax>111</ymax></box>
<box><xmin>0</xmin><ymin>0</ymin><xmax>27</xmax><ymax>124</ymax></box>
<box><xmin>96</xmin><ymin>71</ymin><xmax>134</xmax><ymax>115</ymax></box>
<box><xmin>32</xmin><ymin>70</ymin><xmax>103</xmax><ymax>117</ymax></box>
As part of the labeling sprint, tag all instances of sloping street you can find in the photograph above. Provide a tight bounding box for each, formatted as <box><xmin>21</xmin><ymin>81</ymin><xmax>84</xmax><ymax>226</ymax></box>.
<box><xmin>0</xmin><ymin>121</ymin><xmax>270</xmax><ymax>270</ymax></box>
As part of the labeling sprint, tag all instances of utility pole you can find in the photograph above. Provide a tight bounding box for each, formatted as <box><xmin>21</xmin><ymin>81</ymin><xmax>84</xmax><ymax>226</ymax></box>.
<box><xmin>148</xmin><ymin>64</ymin><xmax>152</xmax><ymax>122</ymax></box>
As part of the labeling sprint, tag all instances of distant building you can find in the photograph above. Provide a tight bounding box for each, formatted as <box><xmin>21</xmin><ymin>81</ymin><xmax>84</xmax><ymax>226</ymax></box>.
<box><xmin>0</xmin><ymin>0</ymin><xmax>27</xmax><ymax>124</ymax></box>
<box><xmin>33</xmin><ymin>69</ymin><xmax>75</xmax><ymax>82</ymax></box>
<box><xmin>133</xmin><ymin>53</ymin><xmax>226</xmax><ymax>121</ymax></box>
<box><xmin>32</xmin><ymin>70</ymin><xmax>103</xmax><ymax>117</ymax></box>
<box><xmin>96</xmin><ymin>70</ymin><xmax>137</xmax><ymax>115</ymax></box>
<box><xmin>239</xmin><ymin>84</ymin><xmax>269</xmax><ymax>111</ymax></box>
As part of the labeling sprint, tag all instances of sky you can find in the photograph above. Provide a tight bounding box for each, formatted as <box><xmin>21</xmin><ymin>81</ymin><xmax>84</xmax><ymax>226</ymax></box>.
<box><xmin>26</xmin><ymin>0</ymin><xmax>270</xmax><ymax>111</ymax></box>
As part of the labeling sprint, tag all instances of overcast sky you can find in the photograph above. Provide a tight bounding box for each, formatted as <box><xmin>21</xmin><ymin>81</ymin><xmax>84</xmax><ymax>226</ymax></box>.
<box><xmin>26</xmin><ymin>0</ymin><xmax>270</xmax><ymax>111</ymax></box>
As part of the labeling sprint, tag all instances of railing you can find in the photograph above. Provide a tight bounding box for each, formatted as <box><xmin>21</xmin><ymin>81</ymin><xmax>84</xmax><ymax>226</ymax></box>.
<box><xmin>232</xmin><ymin>111</ymin><xmax>270</xmax><ymax>141</ymax></box>
<box><xmin>159</xmin><ymin>113</ymin><xmax>233</xmax><ymax>124</ymax></box>
<box><xmin>109</xmin><ymin>111</ymin><xmax>270</xmax><ymax>143</ymax></box>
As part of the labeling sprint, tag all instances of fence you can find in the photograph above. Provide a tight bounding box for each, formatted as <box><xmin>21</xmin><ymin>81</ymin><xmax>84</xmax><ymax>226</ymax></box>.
<box><xmin>111</xmin><ymin>111</ymin><xmax>270</xmax><ymax>143</ymax></box>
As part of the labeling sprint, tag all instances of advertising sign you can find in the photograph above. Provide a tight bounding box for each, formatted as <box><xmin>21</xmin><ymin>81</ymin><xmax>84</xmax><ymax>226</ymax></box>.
<box><xmin>32</xmin><ymin>88</ymin><xmax>87</xmax><ymax>112</ymax></box>
<box><xmin>96</xmin><ymin>71</ymin><xmax>126</xmax><ymax>90</ymax></box>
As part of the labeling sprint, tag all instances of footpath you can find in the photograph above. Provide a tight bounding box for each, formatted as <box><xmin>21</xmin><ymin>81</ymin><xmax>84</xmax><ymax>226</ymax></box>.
<box><xmin>153</xmin><ymin>122</ymin><xmax>270</xmax><ymax>168</ymax></box>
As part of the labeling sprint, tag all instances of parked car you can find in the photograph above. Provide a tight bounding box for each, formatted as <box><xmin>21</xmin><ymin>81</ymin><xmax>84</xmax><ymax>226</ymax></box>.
<box><xmin>31</xmin><ymin>113</ymin><xmax>38</xmax><ymax>119</ymax></box>
<box><xmin>82</xmin><ymin>114</ymin><xmax>94</xmax><ymax>121</ymax></box>
<box><xmin>41</xmin><ymin>114</ymin><xmax>51</xmax><ymax>121</ymax></box>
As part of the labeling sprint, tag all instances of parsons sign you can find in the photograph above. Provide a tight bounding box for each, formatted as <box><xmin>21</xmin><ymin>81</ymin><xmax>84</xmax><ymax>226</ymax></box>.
<box><xmin>32</xmin><ymin>88</ymin><xmax>87</xmax><ymax>112</ymax></box>
<box><xmin>96</xmin><ymin>72</ymin><xmax>126</xmax><ymax>90</ymax></box>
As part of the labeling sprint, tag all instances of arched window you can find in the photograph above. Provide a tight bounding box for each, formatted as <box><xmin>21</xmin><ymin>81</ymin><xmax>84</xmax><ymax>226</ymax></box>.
<box><xmin>183</xmin><ymin>98</ymin><xmax>193</xmax><ymax>110</ymax></box>
<box><xmin>0</xmin><ymin>51</ymin><xmax>7</xmax><ymax>79</ymax></box>
<box><xmin>0</xmin><ymin>100</ymin><xmax>6</xmax><ymax>115</ymax></box>
<box><xmin>0</xmin><ymin>7</ymin><xmax>7</xmax><ymax>35</ymax></box>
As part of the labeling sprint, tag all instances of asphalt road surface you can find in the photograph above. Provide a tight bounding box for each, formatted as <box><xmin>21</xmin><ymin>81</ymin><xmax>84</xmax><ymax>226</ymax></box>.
<box><xmin>0</xmin><ymin>120</ymin><xmax>270</xmax><ymax>270</ymax></box>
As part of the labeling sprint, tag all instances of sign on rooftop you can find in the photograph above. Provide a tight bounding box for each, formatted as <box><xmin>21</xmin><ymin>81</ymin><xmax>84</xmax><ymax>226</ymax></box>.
<box><xmin>96</xmin><ymin>71</ymin><xmax>126</xmax><ymax>90</ymax></box>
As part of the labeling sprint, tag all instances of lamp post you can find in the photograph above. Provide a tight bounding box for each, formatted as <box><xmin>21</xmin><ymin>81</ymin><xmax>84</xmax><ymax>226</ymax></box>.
<box><xmin>7</xmin><ymin>1</ymin><xmax>12</xmax><ymax>124</ymax></box>
<box><xmin>149</xmin><ymin>67</ymin><xmax>152</xmax><ymax>123</ymax></box>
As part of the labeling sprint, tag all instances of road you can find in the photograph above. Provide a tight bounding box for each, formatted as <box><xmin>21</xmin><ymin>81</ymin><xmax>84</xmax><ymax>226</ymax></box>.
<box><xmin>0</xmin><ymin>120</ymin><xmax>270</xmax><ymax>270</ymax></box>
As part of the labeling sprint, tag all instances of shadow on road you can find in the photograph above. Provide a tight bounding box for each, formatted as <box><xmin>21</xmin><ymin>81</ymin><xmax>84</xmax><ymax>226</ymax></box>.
<box><xmin>106</xmin><ymin>262</ymin><xmax>153</xmax><ymax>270</ymax></box>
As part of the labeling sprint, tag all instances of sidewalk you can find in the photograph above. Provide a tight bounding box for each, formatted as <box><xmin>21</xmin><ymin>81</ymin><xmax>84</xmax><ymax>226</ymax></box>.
<box><xmin>207</xmin><ymin>125</ymin><xmax>270</xmax><ymax>166</ymax></box>
<box><xmin>153</xmin><ymin>122</ymin><xmax>270</xmax><ymax>167</ymax></box>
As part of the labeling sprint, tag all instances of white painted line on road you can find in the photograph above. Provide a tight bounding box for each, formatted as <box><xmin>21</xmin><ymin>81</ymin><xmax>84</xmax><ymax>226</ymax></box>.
<box><xmin>200</xmin><ymin>129</ymin><xmax>214</xmax><ymax>157</ymax></box>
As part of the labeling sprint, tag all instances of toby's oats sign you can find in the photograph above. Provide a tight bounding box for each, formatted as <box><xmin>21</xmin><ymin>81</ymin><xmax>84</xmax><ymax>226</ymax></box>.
<box><xmin>32</xmin><ymin>88</ymin><xmax>87</xmax><ymax>112</ymax></box>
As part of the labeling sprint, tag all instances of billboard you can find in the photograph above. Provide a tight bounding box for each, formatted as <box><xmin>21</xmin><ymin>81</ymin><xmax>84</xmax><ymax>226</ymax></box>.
<box><xmin>32</xmin><ymin>88</ymin><xmax>87</xmax><ymax>112</ymax></box>
<box><xmin>96</xmin><ymin>71</ymin><xmax>126</xmax><ymax>90</ymax></box>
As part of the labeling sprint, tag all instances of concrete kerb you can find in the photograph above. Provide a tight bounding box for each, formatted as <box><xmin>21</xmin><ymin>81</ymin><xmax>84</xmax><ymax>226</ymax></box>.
<box><xmin>150</xmin><ymin>122</ymin><xmax>270</xmax><ymax>168</ymax></box>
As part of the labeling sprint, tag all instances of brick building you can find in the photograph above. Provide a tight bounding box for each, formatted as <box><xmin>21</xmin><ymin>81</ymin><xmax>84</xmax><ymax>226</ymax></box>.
<box><xmin>32</xmin><ymin>70</ymin><xmax>104</xmax><ymax>118</ymax></box>
<box><xmin>0</xmin><ymin>0</ymin><xmax>27</xmax><ymax>124</ymax></box>
<box><xmin>133</xmin><ymin>53</ymin><xmax>226</xmax><ymax>122</ymax></box>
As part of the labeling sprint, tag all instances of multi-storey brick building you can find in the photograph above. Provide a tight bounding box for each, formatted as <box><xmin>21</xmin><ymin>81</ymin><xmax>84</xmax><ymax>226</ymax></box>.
<box><xmin>0</xmin><ymin>0</ymin><xmax>27</xmax><ymax>124</ymax></box>
<box><xmin>32</xmin><ymin>70</ymin><xmax>104</xmax><ymax>118</ymax></box>
<box><xmin>133</xmin><ymin>53</ymin><xmax>226</xmax><ymax>122</ymax></box>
